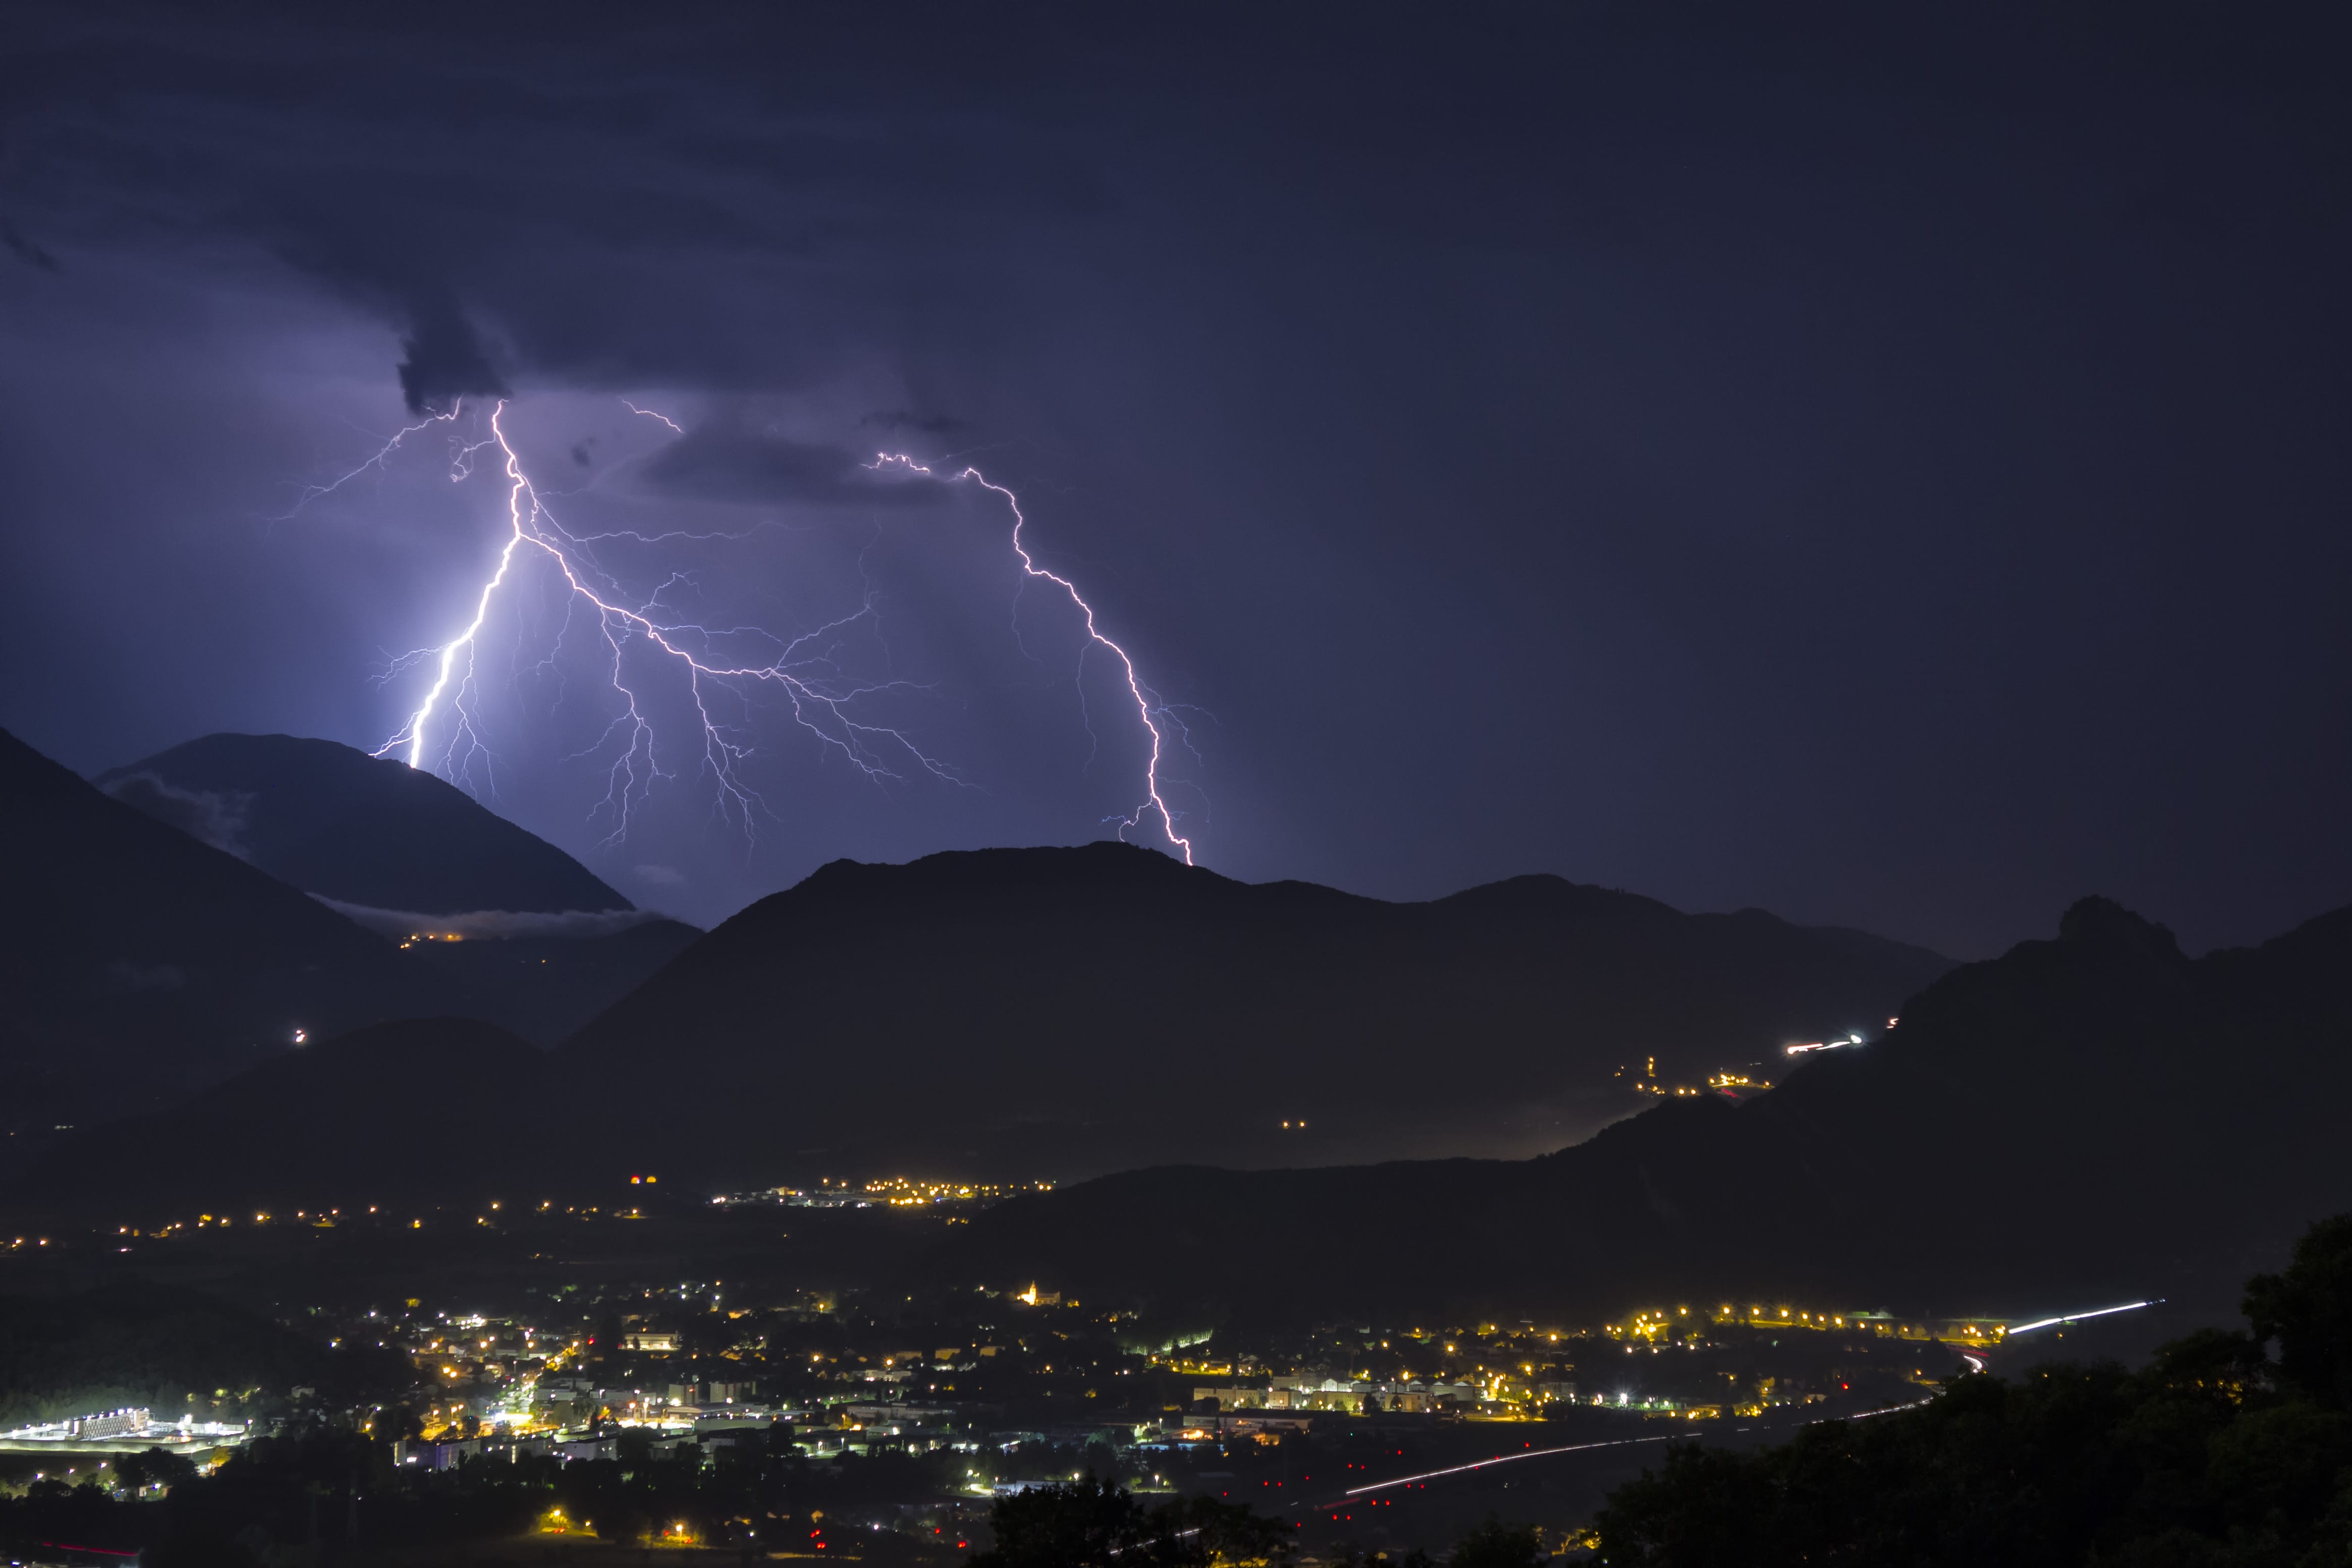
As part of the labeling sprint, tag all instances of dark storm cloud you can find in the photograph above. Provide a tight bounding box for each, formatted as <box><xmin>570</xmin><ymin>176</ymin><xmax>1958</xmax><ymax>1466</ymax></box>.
<box><xmin>0</xmin><ymin>9</ymin><xmax>1108</xmax><ymax>401</ymax></box>
<box><xmin>2</xmin><ymin>3</ymin><xmax>2349</xmax><ymax>957</ymax></box>
<box><xmin>396</xmin><ymin>298</ymin><xmax>507</xmax><ymax>414</ymax></box>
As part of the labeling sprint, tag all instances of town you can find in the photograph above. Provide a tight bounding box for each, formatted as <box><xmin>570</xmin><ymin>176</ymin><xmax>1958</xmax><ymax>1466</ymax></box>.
<box><xmin>0</xmin><ymin>1182</ymin><xmax>2006</xmax><ymax>1560</ymax></box>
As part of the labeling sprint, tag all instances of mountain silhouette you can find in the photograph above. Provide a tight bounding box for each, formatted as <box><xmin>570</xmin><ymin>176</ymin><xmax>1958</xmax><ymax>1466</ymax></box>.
<box><xmin>558</xmin><ymin>842</ymin><xmax>1952</xmax><ymax>1180</ymax></box>
<box><xmin>0</xmin><ymin>841</ymin><xmax>1951</xmax><ymax>1213</ymax></box>
<box><xmin>929</xmin><ymin>895</ymin><xmax>2352</xmax><ymax>1323</ymax></box>
<box><xmin>0</xmin><ymin>726</ymin><xmax>464</xmax><ymax>1134</ymax></box>
<box><xmin>96</xmin><ymin>732</ymin><xmax>631</xmax><ymax>917</ymax></box>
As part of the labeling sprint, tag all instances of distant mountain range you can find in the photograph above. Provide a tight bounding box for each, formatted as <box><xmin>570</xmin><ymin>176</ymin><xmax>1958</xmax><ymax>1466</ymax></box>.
<box><xmin>925</xmin><ymin>895</ymin><xmax>2352</xmax><ymax>1325</ymax></box>
<box><xmin>559</xmin><ymin>844</ymin><xmax>1953</xmax><ymax>1179</ymax></box>
<box><xmin>9</xmin><ymin>822</ymin><xmax>1953</xmax><ymax>1207</ymax></box>
<box><xmin>12</xmin><ymin>721</ymin><xmax>2346</xmax><ymax>1340</ymax></box>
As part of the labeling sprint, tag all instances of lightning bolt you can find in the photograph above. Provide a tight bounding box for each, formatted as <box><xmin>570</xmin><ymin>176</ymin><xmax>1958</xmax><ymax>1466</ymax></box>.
<box><xmin>333</xmin><ymin>399</ymin><xmax>1197</xmax><ymax>861</ymax></box>
<box><xmin>371</xmin><ymin>399</ymin><xmax>958</xmax><ymax>842</ymax></box>
<box><xmin>622</xmin><ymin>400</ymin><xmax>684</xmax><ymax>434</ymax></box>
<box><xmin>271</xmin><ymin>408</ymin><xmax>464</xmax><ymax>520</ymax></box>
<box><xmin>869</xmin><ymin>453</ymin><xmax>1195</xmax><ymax>865</ymax></box>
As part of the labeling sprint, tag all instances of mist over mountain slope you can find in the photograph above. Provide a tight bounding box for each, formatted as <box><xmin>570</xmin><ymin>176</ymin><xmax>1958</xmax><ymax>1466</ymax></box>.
<box><xmin>0</xmin><ymin>727</ymin><xmax>464</xmax><ymax>1131</ymax></box>
<box><xmin>560</xmin><ymin>843</ymin><xmax>1952</xmax><ymax>1179</ymax></box>
<box><xmin>88</xmin><ymin>731</ymin><xmax>707</xmax><ymax>1042</ymax></box>
<box><xmin>96</xmin><ymin>732</ymin><xmax>632</xmax><ymax>917</ymax></box>
<box><xmin>932</xmin><ymin>896</ymin><xmax>2352</xmax><ymax>1324</ymax></box>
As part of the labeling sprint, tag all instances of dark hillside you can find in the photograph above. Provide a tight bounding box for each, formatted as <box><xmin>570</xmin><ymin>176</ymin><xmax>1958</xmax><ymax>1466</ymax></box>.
<box><xmin>8</xmin><ymin>1017</ymin><xmax>548</xmax><ymax>1213</ymax></box>
<box><xmin>930</xmin><ymin>896</ymin><xmax>2352</xmax><ymax>1323</ymax></box>
<box><xmin>560</xmin><ymin>843</ymin><xmax>1951</xmax><ymax>1180</ymax></box>
<box><xmin>0</xmin><ymin>727</ymin><xmax>463</xmax><ymax>1131</ymax></box>
<box><xmin>402</xmin><ymin>917</ymin><xmax>703</xmax><ymax>1042</ymax></box>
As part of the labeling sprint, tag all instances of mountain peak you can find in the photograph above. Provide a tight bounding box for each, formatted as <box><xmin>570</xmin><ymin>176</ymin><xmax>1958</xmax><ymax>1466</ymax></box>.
<box><xmin>2057</xmin><ymin>895</ymin><xmax>2183</xmax><ymax>960</ymax></box>
<box><xmin>0</xmin><ymin>725</ymin><xmax>464</xmax><ymax>1125</ymax></box>
<box><xmin>96</xmin><ymin>732</ymin><xmax>630</xmax><ymax>917</ymax></box>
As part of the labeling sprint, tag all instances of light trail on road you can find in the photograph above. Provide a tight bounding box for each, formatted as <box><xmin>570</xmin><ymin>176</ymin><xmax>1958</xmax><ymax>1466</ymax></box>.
<box><xmin>1339</xmin><ymin>1434</ymin><xmax>1683</xmax><ymax>1498</ymax></box>
<box><xmin>2007</xmin><ymin>1300</ymin><xmax>2160</xmax><ymax>1335</ymax></box>
<box><xmin>1298</xmin><ymin>1310</ymin><xmax>2150</xmax><ymax>1526</ymax></box>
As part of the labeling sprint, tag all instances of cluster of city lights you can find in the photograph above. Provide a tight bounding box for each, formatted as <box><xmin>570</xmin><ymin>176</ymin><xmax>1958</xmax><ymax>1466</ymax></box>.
<box><xmin>1609</xmin><ymin>1302</ymin><xmax>2011</xmax><ymax>1349</ymax></box>
<box><xmin>710</xmin><ymin>1177</ymin><xmax>1054</xmax><ymax>1211</ymax></box>
<box><xmin>862</xmin><ymin>1177</ymin><xmax>1055</xmax><ymax>1208</ymax></box>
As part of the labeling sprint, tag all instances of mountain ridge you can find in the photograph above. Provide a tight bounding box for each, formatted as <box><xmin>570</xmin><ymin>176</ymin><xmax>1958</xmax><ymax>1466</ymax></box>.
<box><xmin>97</xmin><ymin>732</ymin><xmax>632</xmax><ymax>917</ymax></box>
<box><xmin>923</xmin><ymin>892</ymin><xmax>2352</xmax><ymax>1324</ymax></box>
<box><xmin>0</xmin><ymin>839</ymin><xmax>1955</xmax><ymax>1210</ymax></box>
<box><xmin>558</xmin><ymin>840</ymin><xmax>1950</xmax><ymax>1179</ymax></box>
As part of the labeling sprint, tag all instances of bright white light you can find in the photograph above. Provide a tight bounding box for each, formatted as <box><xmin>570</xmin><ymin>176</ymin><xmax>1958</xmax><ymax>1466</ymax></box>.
<box><xmin>2006</xmin><ymin>1300</ymin><xmax>2156</xmax><ymax>1335</ymax></box>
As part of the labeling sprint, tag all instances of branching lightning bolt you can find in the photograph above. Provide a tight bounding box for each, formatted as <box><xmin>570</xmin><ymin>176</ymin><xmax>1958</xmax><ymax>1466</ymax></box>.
<box><xmin>869</xmin><ymin>453</ymin><xmax>1195</xmax><ymax>865</ymax></box>
<box><xmin>272</xmin><ymin>409</ymin><xmax>464</xmax><ymax>519</ymax></box>
<box><xmin>321</xmin><ymin>398</ymin><xmax>1198</xmax><ymax>861</ymax></box>
<box><xmin>368</xmin><ymin>400</ymin><xmax>958</xmax><ymax>843</ymax></box>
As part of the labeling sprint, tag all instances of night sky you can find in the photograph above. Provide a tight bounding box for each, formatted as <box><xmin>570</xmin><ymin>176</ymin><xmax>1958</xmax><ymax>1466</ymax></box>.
<box><xmin>3</xmin><ymin>5</ymin><xmax>2346</xmax><ymax>957</ymax></box>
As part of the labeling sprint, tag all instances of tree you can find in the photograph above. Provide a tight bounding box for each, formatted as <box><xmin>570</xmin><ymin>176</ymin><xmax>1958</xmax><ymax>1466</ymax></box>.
<box><xmin>2244</xmin><ymin>1211</ymin><xmax>2352</xmax><ymax>1411</ymax></box>
<box><xmin>373</xmin><ymin>1404</ymin><xmax>423</xmax><ymax>1448</ymax></box>
<box><xmin>968</xmin><ymin>1475</ymin><xmax>1139</xmax><ymax>1568</ymax></box>
<box><xmin>1446</xmin><ymin>1515</ymin><xmax>1541</xmax><ymax>1568</ymax></box>
<box><xmin>965</xmin><ymin>1477</ymin><xmax>1295</xmax><ymax>1568</ymax></box>
<box><xmin>116</xmin><ymin>1444</ymin><xmax>199</xmax><ymax>1494</ymax></box>
<box><xmin>1146</xmin><ymin>1494</ymin><xmax>1297</xmax><ymax>1568</ymax></box>
<box><xmin>1589</xmin><ymin>1211</ymin><xmax>2352</xmax><ymax>1566</ymax></box>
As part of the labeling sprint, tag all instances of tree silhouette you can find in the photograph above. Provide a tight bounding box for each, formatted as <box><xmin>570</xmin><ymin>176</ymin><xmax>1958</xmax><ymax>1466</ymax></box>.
<box><xmin>966</xmin><ymin>1474</ymin><xmax>1295</xmax><ymax>1568</ymax></box>
<box><xmin>1593</xmin><ymin>1211</ymin><xmax>2352</xmax><ymax>1565</ymax></box>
